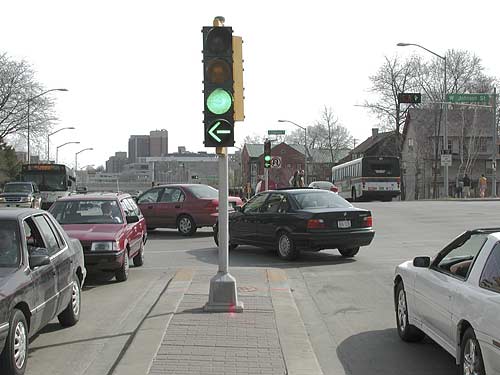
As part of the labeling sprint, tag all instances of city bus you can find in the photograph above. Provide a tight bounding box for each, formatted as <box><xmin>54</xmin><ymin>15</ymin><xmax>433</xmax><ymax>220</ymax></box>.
<box><xmin>331</xmin><ymin>156</ymin><xmax>401</xmax><ymax>202</ymax></box>
<box><xmin>20</xmin><ymin>163</ymin><xmax>76</xmax><ymax>209</ymax></box>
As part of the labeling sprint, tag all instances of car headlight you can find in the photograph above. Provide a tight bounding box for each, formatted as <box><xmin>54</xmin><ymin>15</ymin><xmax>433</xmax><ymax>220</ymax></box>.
<box><xmin>0</xmin><ymin>197</ymin><xmax>5</xmax><ymax>202</ymax></box>
<box><xmin>91</xmin><ymin>241</ymin><xmax>119</xmax><ymax>251</ymax></box>
<box><xmin>20</xmin><ymin>197</ymin><xmax>31</xmax><ymax>202</ymax></box>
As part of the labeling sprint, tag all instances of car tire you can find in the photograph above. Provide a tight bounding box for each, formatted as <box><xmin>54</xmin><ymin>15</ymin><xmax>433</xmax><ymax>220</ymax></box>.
<box><xmin>115</xmin><ymin>251</ymin><xmax>129</xmax><ymax>282</ymax></box>
<box><xmin>213</xmin><ymin>229</ymin><xmax>238</xmax><ymax>250</ymax></box>
<box><xmin>277</xmin><ymin>231</ymin><xmax>299</xmax><ymax>260</ymax></box>
<box><xmin>460</xmin><ymin>327</ymin><xmax>486</xmax><ymax>375</ymax></box>
<box><xmin>0</xmin><ymin>309</ymin><xmax>28</xmax><ymax>375</ymax></box>
<box><xmin>177</xmin><ymin>215</ymin><xmax>196</xmax><ymax>236</ymax></box>
<box><xmin>338</xmin><ymin>247</ymin><xmax>360</xmax><ymax>257</ymax></box>
<box><xmin>133</xmin><ymin>240</ymin><xmax>145</xmax><ymax>267</ymax></box>
<box><xmin>395</xmin><ymin>282</ymin><xmax>425</xmax><ymax>342</ymax></box>
<box><xmin>58</xmin><ymin>274</ymin><xmax>81</xmax><ymax>327</ymax></box>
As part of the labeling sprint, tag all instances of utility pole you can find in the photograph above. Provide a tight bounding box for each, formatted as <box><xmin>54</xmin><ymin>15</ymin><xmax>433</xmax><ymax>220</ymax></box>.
<box><xmin>492</xmin><ymin>87</ymin><xmax>497</xmax><ymax>197</ymax></box>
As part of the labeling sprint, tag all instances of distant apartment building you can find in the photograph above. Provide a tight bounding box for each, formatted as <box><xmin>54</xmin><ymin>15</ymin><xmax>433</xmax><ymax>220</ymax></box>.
<box><xmin>149</xmin><ymin>129</ymin><xmax>168</xmax><ymax>157</ymax></box>
<box><xmin>128</xmin><ymin>135</ymin><xmax>150</xmax><ymax>163</ymax></box>
<box><xmin>106</xmin><ymin>152</ymin><xmax>128</xmax><ymax>173</ymax></box>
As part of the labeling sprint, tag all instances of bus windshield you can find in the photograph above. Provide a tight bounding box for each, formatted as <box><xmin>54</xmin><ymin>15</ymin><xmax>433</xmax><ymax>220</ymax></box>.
<box><xmin>22</xmin><ymin>173</ymin><xmax>67</xmax><ymax>191</ymax></box>
<box><xmin>362</xmin><ymin>158</ymin><xmax>400</xmax><ymax>177</ymax></box>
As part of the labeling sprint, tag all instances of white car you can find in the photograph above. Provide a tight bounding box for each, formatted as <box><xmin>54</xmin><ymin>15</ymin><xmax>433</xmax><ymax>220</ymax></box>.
<box><xmin>394</xmin><ymin>229</ymin><xmax>500</xmax><ymax>375</ymax></box>
<box><xmin>308</xmin><ymin>181</ymin><xmax>338</xmax><ymax>193</ymax></box>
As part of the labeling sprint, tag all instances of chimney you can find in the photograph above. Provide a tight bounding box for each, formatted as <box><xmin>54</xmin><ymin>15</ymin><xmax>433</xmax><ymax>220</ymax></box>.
<box><xmin>372</xmin><ymin>128</ymin><xmax>379</xmax><ymax>138</ymax></box>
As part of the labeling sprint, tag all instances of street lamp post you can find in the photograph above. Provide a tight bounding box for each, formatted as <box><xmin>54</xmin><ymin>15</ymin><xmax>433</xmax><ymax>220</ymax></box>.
<box><xmin>397</xmin><ymin>42</ymin><xmax>448</xmax><ymax>198</ymax></box>
<box><xmin>75</xmin><ymin>148</ymin><xmax>93</xmax><ymax>175</ymax></box>
<box><xmin>56</xmin><ymin>142</ymin><xmax>80</xmax><ymax>164</ymax></box>
<box><xmin>47</xmin><ymin>126</ymin><xmax>75</xmax><ymax>162</ymax></box>
<box><xmin>26</xmin><ymin>88</ymin><xmax>68</xmax><ymax>163</ymax></box>
<box><xmin>278</xmin><ymin>119</ymin><xmax>308</xmax><ymax>184</ymax></box>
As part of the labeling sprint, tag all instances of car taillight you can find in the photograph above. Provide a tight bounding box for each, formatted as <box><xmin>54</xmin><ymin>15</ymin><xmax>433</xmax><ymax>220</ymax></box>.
<box><xmin>362</xmin><ymin>216</ymin><xmax>373</xmax><ymax>227</ymax></box>
<box><xmin>330</xmin><ymin>186</ymin><xmax>338</xmax><ymax>193</ymax></box>
<box><xmin>307</xmin><ymin>219</ymin><xmax>325</xmax><ymax>229</ymax></box>
<box><xmin>205</xmin><ymin>199</ymin><xmax>219</xmax><ymax>211</ymax></box>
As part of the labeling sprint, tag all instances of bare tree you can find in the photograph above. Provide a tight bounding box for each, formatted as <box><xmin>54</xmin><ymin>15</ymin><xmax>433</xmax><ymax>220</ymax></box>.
<box><xmin>242</xmin><ymin>134</ymin><xmax>265</xmax><ymax>144</ymax></box>
<box><xmin>0</xmin><ymin>53</ymin><xmax>56</xmax><ymax>145</ymax></box>
<box><xmin>316</xmin><ymin>106</ymin><xmax>352</xmax><ymax>163</ymax></box>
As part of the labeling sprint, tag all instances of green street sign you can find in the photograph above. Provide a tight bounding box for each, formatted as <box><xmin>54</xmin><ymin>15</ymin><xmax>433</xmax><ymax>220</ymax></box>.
<box><xmin>268</xmin><ymin>130</ymin><xmax>286</xmax><ymax>135</ymax></box>
<box><xmin>447</xmin><ymin>93</ymin><xmax>490</xmax><ymax>104</ymax></box>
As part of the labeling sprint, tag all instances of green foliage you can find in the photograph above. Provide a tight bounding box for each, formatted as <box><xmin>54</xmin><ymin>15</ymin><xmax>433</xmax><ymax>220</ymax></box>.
<box><xmin>0</xmin><ymin>139</ymin><xmax>21</xmax><ymax>186</ymax></box>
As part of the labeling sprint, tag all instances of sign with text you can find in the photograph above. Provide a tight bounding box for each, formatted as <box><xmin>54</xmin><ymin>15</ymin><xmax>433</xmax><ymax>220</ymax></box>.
<box><xmin>446</xmin><ymin>93</ymin><xmax>490</xmax><ymax>104</ymax></box>
<box><xmin>268</xmin><ymin>130</ymin><xmax>286</xmax><ymax>135</ymax></box>
<box><xmin>441</xmin><ymin>154</ymin><xmax>452</xmax><ymax>167</ymax></box>
<box><xmin>398</xmin><ymin>93</ymin><xmax>421</xmax><ymax>104</ymax></box>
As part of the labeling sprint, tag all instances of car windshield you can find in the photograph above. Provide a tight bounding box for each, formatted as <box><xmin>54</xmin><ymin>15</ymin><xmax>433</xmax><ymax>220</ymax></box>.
<box><xmin>22</xmin><ymin>173</ymin><xmax>67</xmax><ymax>191</ymax></box>
<box><xmin>188</xmin><ymin>185</ymin><xmax>218</xmax><ymax>199</ymax></box>
<box><xmin>310</xmin><ymin>182</ymin><xmax>333</xmax><ymax>189</ymax></box>
<box><xmin>0</xmin><ymin>220</ymin><xmax>21</xmax><ymax>268</ymax></box>
<box><xmin>4</xmin><ymin>184</ymin><xmax>32</xmax><ymax>193</ymax></box>
<box><xmin>50</xmin><ymin>200</ymin><xmax>124</xmax><ymax>224</ymax></box>
<box><xmin>293</xmin><ymin>191</ymin><xmax>352</xmax><ymax>209</ymax></box>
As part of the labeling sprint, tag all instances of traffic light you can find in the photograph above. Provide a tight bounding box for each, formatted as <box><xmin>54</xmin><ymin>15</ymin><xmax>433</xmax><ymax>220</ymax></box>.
<box><xmin>264</xmin><ymin>140</ymin><xmax>272</xmax><ymax>168</ymax></box>
<box><xmin>398</xmin><ymin>93</ymin><xmax>421</xmax><ymax>104</ymax></box>
<box><xmin>202</xmin><ymin>25</ymin><xmax>235</xmax><ymax>147</ymax></box>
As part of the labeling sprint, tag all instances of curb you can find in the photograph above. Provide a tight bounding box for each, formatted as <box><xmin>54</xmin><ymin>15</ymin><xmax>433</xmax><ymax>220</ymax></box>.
<box><xmin>112</xmin><ymin>269</ymin><xmax>194</xmax><ymax>375</ymax></box>
<box><xmin>268</xmin><ymin>269</ymin><xmax>324</xmax><ymax>375</ymax></box>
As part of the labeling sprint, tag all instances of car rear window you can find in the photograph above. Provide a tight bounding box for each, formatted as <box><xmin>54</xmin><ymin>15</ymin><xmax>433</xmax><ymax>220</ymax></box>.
<box><xmin>188</xmin><ymin>185</ymin><xmax>218</xmax><ymax>199</ymax></box>
<box><xmin>0</xmin><ymin>220</ymin><xmax>21</xmax><ymax>267</ymax></box>
<box><xmin>293</xmin><ymin>191</ymin><xmax>352</xmax><ymax>209</ymax></box>
<box><xmin>50</xmin><ymin>199</ymin><xmax>123</xmax><ymax>224</ymax></box>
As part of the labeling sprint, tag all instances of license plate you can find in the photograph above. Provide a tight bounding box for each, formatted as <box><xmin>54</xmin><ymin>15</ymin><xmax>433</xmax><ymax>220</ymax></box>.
<box><xmin>338</xmin><ymin>220</ymin><xmax>351</xmax><ymax>228</ymax></box>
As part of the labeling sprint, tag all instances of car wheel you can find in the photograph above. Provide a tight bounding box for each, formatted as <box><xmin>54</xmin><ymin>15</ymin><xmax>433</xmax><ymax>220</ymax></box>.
<box><xmin>213</xmin><ymin>229</ymin><xmax>238</xmax><ymax>250</ymax></box>
<box><xmin>133</xmin><ymin>240</ymin><xmax>145</xmax><ymax>267</ymax></box>
<box><xmin>115</xmin><ymin>251</ymin><xmax>129</xmax><ymax>282</ymax></box>
<box><xmin>460</xmin><ymin>327</ymin><xmax>486</xmax><ymax>375</ymax></box>
<box><xmin>395</xmin><ymin>282</ymin><xmax>425</xmax><ymax>342</ymax></box>
<box><xmin>0</xmin><ymin>309</ymin><xmax>28</xmax><ymax>375</ymax></box>
<box><xmin>177</xmin><ymin>215</ymin><xmax>196</xmax><ymax>236</ymax></box>
<box><xmin>277</xmin><ymin>231</ymin><xmax>299</xmax><ymax>260</ymax></box>
<box><xmin>338</xmin><ymin>247</ymin><xmax>360</xmax><ymax>257</ymax></box>
<box><xmin>58</xmin><ymin>274</ymin><xmax>81</xmax><ymax>327</ymax></box>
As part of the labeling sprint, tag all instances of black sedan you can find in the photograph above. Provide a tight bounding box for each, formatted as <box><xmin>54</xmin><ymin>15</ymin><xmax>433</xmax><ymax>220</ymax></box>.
<box><xmin>214</xmin><ymin>188</ymin><xmax>375</xmax><ymax>260</ymax></box>
<box><xmin>0</xmin><ymin>209</ymin><xmax>86</xmax><ymax>375</ymax></box>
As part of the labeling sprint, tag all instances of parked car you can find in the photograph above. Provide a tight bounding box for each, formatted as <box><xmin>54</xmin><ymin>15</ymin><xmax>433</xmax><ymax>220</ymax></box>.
<box><xmin>309</xmin><ymin>181</ymin><xmax>338</xmax><ymax>193</ymax></box>
<box><xmin>394</xmin><ymin>228</ymin><xmax>500</xmax><ymax>374</ymax></box>
<box><xmin>49</xmin><ymin>193</ymin><xmax>146</xmax><ymax>282</ymax></box>
<box><xmin>0</xmin><ymin>182</ymin><xmax>42</xmax><ymax>209</ymax></box>
<box><xmin>0</xmin><ymin>208</ymin><xmax>86</xmax><ymax>375</ymax></box>
<box><xmin>213</xmin><ymin>188</ymin><xmax>374</xmax><ymax>260</ymax></box>
<box><xmin>136</xmin><ymin>184</ymin><xmax>243</xmax><ymax>236</ymax></box>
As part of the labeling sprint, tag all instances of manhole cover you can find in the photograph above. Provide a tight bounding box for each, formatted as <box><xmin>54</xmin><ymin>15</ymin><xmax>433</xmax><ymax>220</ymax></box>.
<box><xmin>237</xmin><ymin>286</ymin><xmax>258</xmax><ymax>292</ymax></box>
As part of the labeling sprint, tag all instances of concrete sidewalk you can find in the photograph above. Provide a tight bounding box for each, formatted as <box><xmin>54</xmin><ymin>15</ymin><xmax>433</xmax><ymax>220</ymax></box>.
<box><xmin>113</xmin><ymin>268</ymin><xmax>323</xmax><ymax>375</ymax></box>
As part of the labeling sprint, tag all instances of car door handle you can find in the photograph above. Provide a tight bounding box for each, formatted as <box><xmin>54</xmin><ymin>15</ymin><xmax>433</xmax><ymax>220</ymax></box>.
<box><xmin>148</xmin><ymin>205</ymin><xmax>153</xmax><ymax>209</ymax></box>
<box><xmin>175</xmin><ymin>205</ymin><xmax>181</xmax><ymax>209</ymax></box>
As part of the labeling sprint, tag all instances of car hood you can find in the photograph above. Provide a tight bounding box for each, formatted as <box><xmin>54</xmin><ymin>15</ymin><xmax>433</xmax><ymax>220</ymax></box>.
<box><xmin>62</xmin><ymin>224</ymin><xmax>124</xmax><ymax>242</ymax></box>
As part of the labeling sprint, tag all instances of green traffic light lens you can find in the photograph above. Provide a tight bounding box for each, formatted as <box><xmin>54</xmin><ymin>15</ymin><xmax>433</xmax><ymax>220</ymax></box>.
<box><xmin>264</xmin><ymin>156</ymin><xmax>271</xmax><ymax>161</ymax></box>
<box><xmin>207</xmin><ymin>89</ymin><xmax>232</xmax><ymax>115</ymax></box>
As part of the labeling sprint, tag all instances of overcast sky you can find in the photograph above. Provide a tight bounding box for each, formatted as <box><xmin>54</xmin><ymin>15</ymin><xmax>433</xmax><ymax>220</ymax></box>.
<box><xmin>2</xmin><ymin>0</ymin><xmax>499</xmax><ymax>168</ymax></box>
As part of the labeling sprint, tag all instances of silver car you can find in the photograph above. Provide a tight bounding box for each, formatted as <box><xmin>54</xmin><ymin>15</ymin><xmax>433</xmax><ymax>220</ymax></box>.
<box><xmin>0</xmin><ymin>182</ymin><xmax>42</xmax><ymax>209</ymax></box>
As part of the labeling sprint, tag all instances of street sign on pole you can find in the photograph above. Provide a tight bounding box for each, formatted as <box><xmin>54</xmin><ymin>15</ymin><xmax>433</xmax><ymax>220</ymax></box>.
<box><xmin>398</xmin><ymin>93</ymin><xmax>421</xmax><ymax>104</ymax></box>
<box><xmin>441</xmin><ymin>154</ymin><xmax>452</xmax><ymax>167</ymax></box>
<box><xmin>268</xmin><ymin>130</ymin><xmax>286</xmax><ymax>135</ymax></box>
<box><xmin>270</xmin><ymin>156</ymin><xmax>282</xmax><ymax>168</ymax></box>
<box><xmin>446</xmin><ymin>93</ymin><xmax>490</xmax><ymax>104</ymax></box>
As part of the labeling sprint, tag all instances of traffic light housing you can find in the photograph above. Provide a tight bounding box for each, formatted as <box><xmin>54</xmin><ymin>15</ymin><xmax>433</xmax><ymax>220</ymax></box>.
<box><xmin>202</xmin><ymin>26</ymin><xmax>235</xmax><ymax>147</ymax></box>
<box><xmin>264</xmin><ymin>140</ymin><xmax>272</xmax><ymax>168</ymax></box>
<box><xmin>398</xmin><ymin>93</ymin><xmax>421</xmax><ymax>104</ymax></box>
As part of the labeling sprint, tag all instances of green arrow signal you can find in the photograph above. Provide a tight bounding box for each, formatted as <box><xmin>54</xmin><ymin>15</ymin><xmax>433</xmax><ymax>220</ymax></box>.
<box><xmin>209</xmin><ymin>122</ymin><xmax>222</xmax><ymax>142</ymax></box>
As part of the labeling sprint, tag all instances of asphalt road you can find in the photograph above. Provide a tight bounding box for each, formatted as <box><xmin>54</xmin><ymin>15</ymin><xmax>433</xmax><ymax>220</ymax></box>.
<box><xmin>23</xmin><ymin>200</ymin><xmax>500</xmax><ymax>375</ymax></box>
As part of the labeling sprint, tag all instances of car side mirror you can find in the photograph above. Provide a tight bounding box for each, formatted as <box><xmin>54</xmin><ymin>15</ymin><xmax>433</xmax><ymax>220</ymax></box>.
<box><xmin>413</xmin><ymin>256</ymin><xmax>431</xmax><ymax>268</ymax></box>
<box><xmin>126</xmin><ymin>215</ymin><xmax>139</xmax><ymax>224</ymax></box>
<box><xmin>29</xmin><ymin>248</ymin><xmax>51</xmax><ymax>269</ymax></box>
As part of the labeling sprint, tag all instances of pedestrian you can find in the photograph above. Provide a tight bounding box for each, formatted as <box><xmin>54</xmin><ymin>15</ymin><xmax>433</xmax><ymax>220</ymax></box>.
<box><xmin>255</xmin><ymin>177</ymin><xmax>263</xmax><ymax>194</ymax></box>
<box><xmin>289</xmin><ymin>170</ymin><xmax>299</xmax><ymax>187</ymax></box>
<box><xmin>479</xmin><ymin>174</ymin><xmax>487</xmax><ymax>198</ymax></box>
<box><xmin>298</xmin><ymin>170</ymin><xmax>305</xmax><ymax>187</ymax></box>
<box><xmin>463</xmin><ymin>174</ymin><xmax>471</xmax><ymax>198</ymax></box>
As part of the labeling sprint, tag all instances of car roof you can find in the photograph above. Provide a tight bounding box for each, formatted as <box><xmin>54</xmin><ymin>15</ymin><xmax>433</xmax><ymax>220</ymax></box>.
<box><xmin>266</xmin><ymin>188</ymin><xmax>324</xmax><ymax>193</ymax></box>
<box><xmin>154</xmin><ymin>184</ymin><xmax>210</xmax><ymax>188</ymax></box>
<box><xmin>58</xmin><ymin>192</ymin><xmax>130</xmax><ymax>201</ymax></box>
<box><xmin>4</xmin><ymin>182</ymin><xmax>32</xmax><ymax>185</ymax></box>
<box><xmin>0</xmin><ymin>208</ymin><xmax>44</xmax><ymax>220</ymax></box>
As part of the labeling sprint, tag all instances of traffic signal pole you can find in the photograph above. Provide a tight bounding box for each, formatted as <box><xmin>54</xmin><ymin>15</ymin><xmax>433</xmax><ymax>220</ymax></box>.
<box><xmin>204</xmin><ymin>17</ymin><xmax>243</xmax><ymax>313</ymax></box>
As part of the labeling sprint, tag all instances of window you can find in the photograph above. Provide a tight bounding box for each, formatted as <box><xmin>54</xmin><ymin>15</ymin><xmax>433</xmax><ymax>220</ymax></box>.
<box><xmin>160</xmin><ymin>188</ymin><xmax>185</xmax><ymax>203</ymax></box>
<box><xmin>0</xmin><ymin>220</ymin><xmax>21</xmax><ymax>267</ymax></box>
<box><xmin>243</xmin><ymin>194</ymin><xmax>268</xmax><ymax>213</ymax></box>
<box><xmin>435</xmin><ymin>233</ymin><xmax>488</xmax><ymax>279</ymax></box>
<box><xmin>479</xmin><ymin>243</ymin><xmax>500</xmax><ymax>293</ymax></box>
<box><xmin>125</xmin><ymin>198</ymin><xmax>141</xmax><ymax>217</ymax></box>
<box><xmin>263</xmin><ymin>193</ymin><xmax>286</xmax><ymax>213</ymax></box>
<box><xmin>293</xmin><ymin>191</ymin><xmax>352</xmax><ymax>209</ymax></box>
<box><xmin>33</xmin><ymin>215</ymin><xmax>61</xmax><ymax>256</ymax></box>
<box><xmin>188</xmin><ymin>185</ymin><xmax>218</xmax><ymax>199</ymax></box>
<box><xmin>137</xmin><ymin>188</ymin><xmax>162</xmax><ymax>204</ymax></box>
